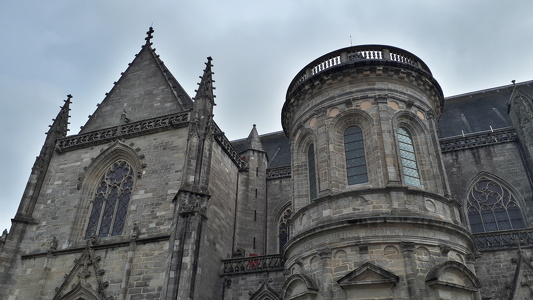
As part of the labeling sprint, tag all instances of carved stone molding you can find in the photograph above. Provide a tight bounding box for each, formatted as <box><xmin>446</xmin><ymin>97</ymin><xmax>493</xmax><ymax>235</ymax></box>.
<box><xmin>56</xmin><ymin>112</ymin><xmax>189</xmax><ymax>153</ymax></box>
<box><xmin>439</xmin><ymin>127</ymin><xmax>517</xmax><ymax>153</ymax></box>
<box><xmin>266</xmin><ymin>166</ymin><xmax>292</xmax><ymax>179</ymax></box>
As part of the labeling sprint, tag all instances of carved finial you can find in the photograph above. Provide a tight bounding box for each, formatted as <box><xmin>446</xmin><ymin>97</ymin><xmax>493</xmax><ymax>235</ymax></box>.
<box><xmin>145</xmin><ymin>27</ymin><xmax>154</xmax><ymax>44</ymax></box>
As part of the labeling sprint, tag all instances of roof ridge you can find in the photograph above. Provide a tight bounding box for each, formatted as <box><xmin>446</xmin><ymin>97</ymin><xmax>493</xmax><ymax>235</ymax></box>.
<box><xmin>445</xmin><ymin>79</ymin><xmax>533</xmax><ymax>100</ymax></box>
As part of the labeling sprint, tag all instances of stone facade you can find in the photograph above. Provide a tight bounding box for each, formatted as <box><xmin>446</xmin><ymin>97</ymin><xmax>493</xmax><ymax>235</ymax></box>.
<box><xmin>1</xmin><ymin>28</ymin><xmax>533</xmax><ymax>299</ymax></box>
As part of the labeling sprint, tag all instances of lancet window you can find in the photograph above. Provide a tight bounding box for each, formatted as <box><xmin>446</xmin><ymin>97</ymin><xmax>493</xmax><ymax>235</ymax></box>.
<box><xmin>396</xmin><ymin>127</ymin><xmax>421</xmax><ymax>187</ymax></box>
<box><xmin>85</xmin><ymin>160</ymin><xmax>134</xmax><ymax>239</ymax></box>
<box><xmin>308</xmin><ymin>144</ymin><xmax>317</xmax><ymax>200</ymax></box>
<box><xmin>278</xmin><ymin>206</ymin><xmax>293</xmax><ymax>253</ymax></box>
<box><xmin>344</xmin><ymin>126</ymin><xmax>368</xmax><ymax>185</ymax></box>
<box><xmin>467</xmin><ymin>178</ymin><xmax>525</xmax><ymax>233</ymax></box>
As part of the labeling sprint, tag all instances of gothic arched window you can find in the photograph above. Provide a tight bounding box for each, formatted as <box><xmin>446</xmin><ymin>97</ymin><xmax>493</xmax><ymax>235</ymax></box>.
<box><xmin>308</xmin><ymin>144</ymin><xmax>317</xmax><ymax>200</ymax></box>
<box><xmin>344</xmin><ymin>126</ymin><xmax>368</xmax><ymax>185</ymax></box>
<box><xmin>467</xmin><ymin>178</ymin><xmax>525</xmax><ymax>233</ymax></box>
<box><xmin>85</xmin><ymin>160</ymin><xmax>134</xmax><ymax>239</ymax></box>
<box><xmin>396</xmin><ymin>127</ymin><xmax>421</xmax><ymax>187</ymax></box>
<box><xmin>278</xmin><ymin>206</ymin><xmax>292</xmax><ymax>253</ymax></box>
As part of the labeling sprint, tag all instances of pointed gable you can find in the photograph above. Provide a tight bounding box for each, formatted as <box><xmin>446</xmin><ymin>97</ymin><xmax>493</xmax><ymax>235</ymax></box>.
<box><xmin>80</xmin><ymin>27</ymin><xmax>193</xmax><ymax>134</ymax></box>
<box><xmin>242</xmin><ymin>124</ymin><xmax>265</xmax><ymax>153</ymax></box>
<box><xmin>53</xmin><ymin>241</ymin><xmax>111</xmax><ymax>300</ymax></box>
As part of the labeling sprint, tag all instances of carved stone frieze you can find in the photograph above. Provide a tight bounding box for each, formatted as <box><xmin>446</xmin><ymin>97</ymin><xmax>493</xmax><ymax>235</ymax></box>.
<box><xmin>56</xmin><ymin>112</ymin><xmax>189</xmax><ymax>153</ymax></box>
<box><xmin>439</xmin><ymin>128</ymin><xmax>517</xmax><ymax>152</ymax></box>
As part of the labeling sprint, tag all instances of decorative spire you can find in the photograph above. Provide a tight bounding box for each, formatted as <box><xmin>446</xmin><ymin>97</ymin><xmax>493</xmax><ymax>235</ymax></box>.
<box><xmin>193</xmin><ymin>57</ymin><xmax>215</xmax><ymax>104</ymax></box>
<box><xmin>48</xmin><ymin>94</ymin><xmax>72</xmax><ymax>138</ymax></box>
<box><xmin>145</xmin><ymin>26</ymin><xmax>154</xmax><ymax>45</ymax></box>
<box><xmin>243</xmin><ymin>124</ymin><xmax>264</xmax><ymax>152</ymax></box>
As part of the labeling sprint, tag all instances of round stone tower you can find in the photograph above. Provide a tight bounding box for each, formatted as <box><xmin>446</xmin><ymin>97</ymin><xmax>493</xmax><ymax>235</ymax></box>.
<box><xmin>280</xmin><ymin>46</ymin><xmax>480</xmax><ymax>299</ymax></box>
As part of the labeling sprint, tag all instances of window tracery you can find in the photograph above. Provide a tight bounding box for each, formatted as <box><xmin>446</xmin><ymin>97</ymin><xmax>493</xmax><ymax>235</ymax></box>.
<box><xmin>307</xmin><ymin>144</ymin><xmax>317</xmax><ymax>200</ymax></box>
<box><xmin>85</xmin><ymin>160</ymin><xmax>134</xmax><ymax>239</ymax></box>
<box><xmin>278</xmin><ymin>206</ymin><xmax>292</xmax><ymax>253</ymax></box>
<box><xmin>344</xmin><ymin>126</ymin><xmax>368</xmax><ymax>185</ymax></box>
<box><xmin>467</xmin><ymin>178</ymin><xmax>525</xmax><ymax>233</ymax></box>
<box><xmin>396</xmin><ymin>127</ymin><xmax>421</xmax><ymax>187</ymax></box>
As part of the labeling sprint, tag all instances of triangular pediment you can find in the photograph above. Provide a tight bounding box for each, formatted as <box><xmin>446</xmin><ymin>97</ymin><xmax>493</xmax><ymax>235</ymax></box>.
<box><xmin>249</xmin><ymin>279</ymin><xmax>280</xmax><ymax>300</ymax></box>
<box><xmin>53</xmin><ymin>241</ymin><xmax>110</xmax><ymax>300</ymax></box>
<box><xmin>337</xmin><ymin>262</ymin><xmax>399</xmax><ymax>287</ymax></box>
<box><xmin>80</xmin><ymin>29</ymin><xmax>193</xmax><ymax>134</ymax></box>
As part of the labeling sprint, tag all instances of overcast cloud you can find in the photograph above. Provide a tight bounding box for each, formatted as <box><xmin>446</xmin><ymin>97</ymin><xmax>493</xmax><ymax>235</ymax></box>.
<box><xmin>1</xmin><ymin>0</ymin><xmax>532</xmax><ymax>232</ymax></box>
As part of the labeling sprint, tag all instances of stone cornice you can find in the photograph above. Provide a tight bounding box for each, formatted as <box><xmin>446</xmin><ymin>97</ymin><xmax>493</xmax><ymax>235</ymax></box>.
<box><xmin>439</xmin><ymin>127</ymin><xmax>517</xmax><ymax>153</ymax></box>
<box><xmin>21</xmin><ymin>234</ymin><xmax>170</xmax><ymax>260</ymax></box>
<box><xmin>56</xmin><ymin>112</ymin><xmax>190</xmax><ymax>153</ymax></box>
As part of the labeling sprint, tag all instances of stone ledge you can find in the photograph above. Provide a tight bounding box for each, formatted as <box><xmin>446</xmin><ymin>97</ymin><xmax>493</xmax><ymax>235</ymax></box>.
<box><xmin>21</xmin><ymin>234</ymin><xmax>170</xmax><ymax>260</ymax></box>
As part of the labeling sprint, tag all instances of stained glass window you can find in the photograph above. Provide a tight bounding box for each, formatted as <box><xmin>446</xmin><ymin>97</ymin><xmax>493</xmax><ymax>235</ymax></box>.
<box><xmin>396</xmin><ymin>127</ymin><xmax>421</xmax><ymax>187</ymax></box>
<box><xmin>467</xmin><ymin>178</ymin><xmax>525</xmax><ymax>233</ymax></box>
<box><xmin>344</xmin><ymin>126</ymin><xmax>368</xmax><ymax>185</ymax></box>
<box><xmin>308</xmin><ymin>144</ymin><xmax>317</xmax><ymax>200</ymax></box>
<box><xmin>278</xmin><ymin>207</ymin><xmax>292</xmax><ymax>253</ymax></box>
<box><xmin>85</xmin><ymin>160</ymin><xmax>134</xmax><ymax>239</ymax></box>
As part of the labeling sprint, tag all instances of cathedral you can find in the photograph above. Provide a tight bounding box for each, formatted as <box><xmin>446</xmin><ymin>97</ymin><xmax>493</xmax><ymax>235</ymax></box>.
<box><xmin>1</xmin><ymin>27</ymin><xmax>533</xmax><ymax>300</ymax></box>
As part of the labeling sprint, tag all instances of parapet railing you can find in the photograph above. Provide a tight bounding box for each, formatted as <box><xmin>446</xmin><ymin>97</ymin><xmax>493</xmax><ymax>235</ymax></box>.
<box><xmin>474</xmin><ymin>228</ymin><xmax>533</xmax><ymax>250</ymax></box>
<box><xmin>287</xmin><ymin>45</ymin><xmax>431</xmax><ymax>94</ymax></box>
<box><xmin>266</xmin><ymin>166</ymin><xmax>291</xmax><ymax>179</ymax></box>
<box><xmin>439</xmin><ymin>127</ymin><xmax>517</xmax><ymax>153</ymax></box>
<box><xmin>222</xmin><ymin>254</ymin><xmax>284</xmax><ymax>275</ymax></box>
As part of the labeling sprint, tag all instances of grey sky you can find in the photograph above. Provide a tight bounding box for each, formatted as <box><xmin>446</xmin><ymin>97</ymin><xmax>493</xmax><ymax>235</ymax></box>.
<box><xmin>1</xmin><ymin>0</ymin><xmax>532</xmax><ymax>232</ymax></box>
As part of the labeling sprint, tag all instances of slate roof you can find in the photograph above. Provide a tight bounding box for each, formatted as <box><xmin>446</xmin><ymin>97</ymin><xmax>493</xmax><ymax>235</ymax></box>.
<box><xmin>438</xmin><ymin>80</ymin><xmax>533</xmax><ymax>138</ymax></box>
<box><xmin>230</xmin><ymin>81</ymin><xmax>533</xmax><ymax>170</ymax></box>
<box><xmin>232</xmin><ymin>130</ymin><xmax>291</xmax><ymax>169</ymax></box>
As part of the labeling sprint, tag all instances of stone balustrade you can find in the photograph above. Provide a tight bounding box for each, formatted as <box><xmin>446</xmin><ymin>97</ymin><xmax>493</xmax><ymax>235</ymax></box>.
<box><xmin>287</xmin><ymin>45</ymin><xmax>431</xmax><ymax>94</ymax></box>
<box><xmin>474</xmin><ymin>228</ymin><xmax>533</xmax><ymax>250</ymax></box>
<box><xmin>222</xmin><ymin>254</ymin><xmax>283</xmax><ymax>275</ymax></box>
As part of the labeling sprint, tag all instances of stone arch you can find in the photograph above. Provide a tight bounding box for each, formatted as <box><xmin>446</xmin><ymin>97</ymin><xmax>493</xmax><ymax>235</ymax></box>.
<box><xmin>392</xmin><ymin>110</ymin><xmax>433</xmax><ymax>189</ymax></box>
<box><xmin>426</xmin><ymin>261</ymin><xmax>480</xmax><ymax>299</ymax></box>
<box><xmin>280</xmin><ymin>273</ymin><xmax>319</xmax><ymax>300</ymax></box>
<box><xmin>329</xmin><ymin>110</ymin><xmax>375</xmax><ymax>188</ymax></box>
<box><xmin>464</xmin><ymin>172</ymin><xmax>527</xmax><ymax>233</ymax></box>
<box><xmin>277</xmin><ymin>202</ymin><xmax>293</xmax><ymax>253</ymax></box>
<box><xmin>70</xmin><ymin>141</ymin><xmax>143</xmax><ymax>244</ymax></box>
<box><xmin>293</xmin><ymin>128</ymin><xmax>318</xmax><ymax>205</ymax></box>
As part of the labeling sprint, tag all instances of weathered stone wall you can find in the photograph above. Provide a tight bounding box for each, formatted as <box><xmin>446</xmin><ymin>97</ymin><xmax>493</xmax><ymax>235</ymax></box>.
<box><xmin>442</xmin><ymin>141</ymin><xmax>533</xmax><ymax>224</ymax></box>
<box><xmin>234</xmin><ymin>149</ymin><xmax>268</xmax><ymax>256</ymax></box>
<box><xmin>195</xmin><ymin>141</ymin><xmax>240</xmax><ymax>299</ymax></box>
<box><xmin>473</xmin><ymin>248</ymin><xmax>531</xmax><ymax>300</ymax></box>
<box><xmin>6</xmin><ymin>127</ymin><xmax>188</xmax><ymax>298</ymax></box>
<box><xmin>266</xmin><ymin>176</ymin><xmax>292</xmax><ymax>254</ymax></box>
